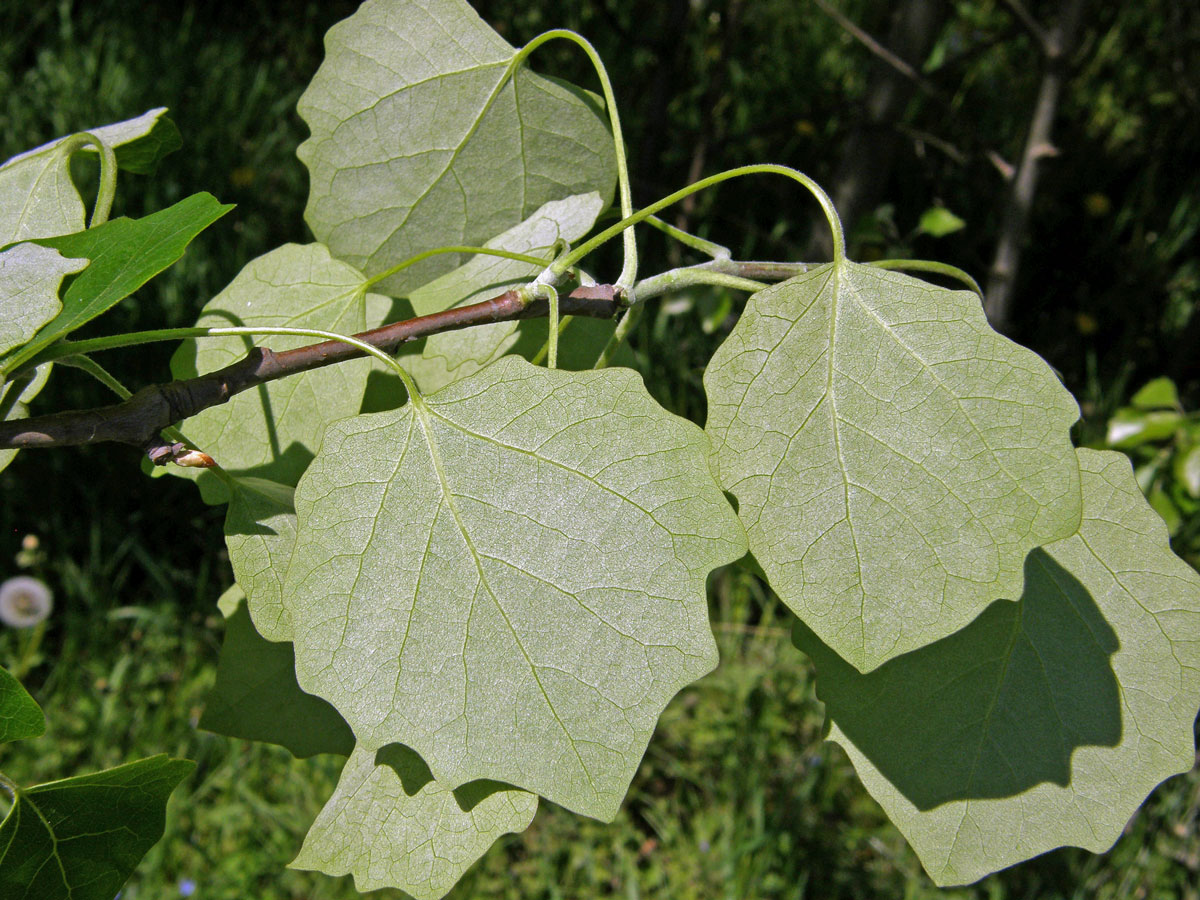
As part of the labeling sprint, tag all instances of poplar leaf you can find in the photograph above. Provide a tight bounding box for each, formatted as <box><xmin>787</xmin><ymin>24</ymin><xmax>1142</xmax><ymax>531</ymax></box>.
<box><xmin>224</xmin><ymin>477</ymin><xmax>300</xmax><ymax>641</ymax></box>
<box><xmin>2</xmin><ymin>193</ymin><xmax>232</xmax><ymax>375</ymax></box>
<box><xmin>795</xmin><ymin>449</ymin><xmax>1200</xmax><ymax>885</ymax></box>
<box><xmin>0</xmin><ymin>665</ymin><xmax>45</xmax><ymax>744</ymax></box>
<box><xmin>283</xmin><ymin>357</ymin><xmax>745</xmax><ymax>819</ymax></box>
<box><xmin>0</xmin><ymin>108</ymin><xmax>178</xmax><ymax>244</ymax></box>
<box><xmin>292</xmin><ymin>745</ymin><xmax>536</xmax><ymax>899</ymax></box>
<box><xmin>0</xmin><ymin>243</ymin><xmax>89</xmax><ymax>357</ymax></box>
<box><xmin>705</xmin><ymin>262</ymin><xmax>1081</xmax><ymax>671</ymax></box>
<box><xmin>0</xmin><ymin>755</ymin><xmax>194</xmax><ymax>900</ymax></box>
<box><xmin>170</xmin><ymin>243</ymin><xmax>391</xmax><ymax>498</ymax></box>
<box><xmin>297</xmin><ymin>0</ymin><xmax>616</xmax><ymax>296</ymax></box>
<box><xmin>410</xmin><ymin>193</ymin><xmax>604</xmax><ymax>391</ymax></box>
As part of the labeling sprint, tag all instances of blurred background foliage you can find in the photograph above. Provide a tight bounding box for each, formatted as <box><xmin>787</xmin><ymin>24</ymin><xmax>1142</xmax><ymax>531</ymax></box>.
<box><xmin>1</xmin><ymin>0</ymin><xmax>1198</xmax><ymax>897</ymax></box>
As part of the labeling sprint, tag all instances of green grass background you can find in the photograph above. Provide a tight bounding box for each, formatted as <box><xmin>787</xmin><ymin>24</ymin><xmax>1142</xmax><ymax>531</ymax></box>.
<box><xmin>1</xmin><ymin>1</ymin><xmax>1198</xmax><ymax>898</ymax></box>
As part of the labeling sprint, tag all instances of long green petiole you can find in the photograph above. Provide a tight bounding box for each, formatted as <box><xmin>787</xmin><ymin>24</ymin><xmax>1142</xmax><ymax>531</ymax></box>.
<box><xmin>867</xmin><ymin>259</ymin><xmax>983</xmax><ymax>297</ymax></box>
<box><xmin>201</xmin><ymin>325</ymin><xmax>421</xmax><ymax>404</ymax></box>
<box><xmin>521</xmin><ymin>30</ymin><xmax>638</xmax><ymax>290</ymax></box>
<box><xmin>552</xmin><ymin>164</ymin><xmax>844</xmax><ymax>280</ymax></box>
<box><xmin>643</xmin><ymin>215</ymin><xmax>731</xmax><ymax>260</ymax></box>
<box><xmin>528</xmin><ymin>284</ymin><xmax>561</xmax><ymax>368</ymax></box>
<box><xmin>58</xmin><ymin>132</ymin><xmax>118</xmax><ymax>227</ymax></box>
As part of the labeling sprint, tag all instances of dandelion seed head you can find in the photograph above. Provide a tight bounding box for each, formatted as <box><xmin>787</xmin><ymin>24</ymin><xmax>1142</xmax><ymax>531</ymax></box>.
<box><xmin>0</xmin><ymin>576</ymin><xmax>53</xmax><ymax>628</ymax></box>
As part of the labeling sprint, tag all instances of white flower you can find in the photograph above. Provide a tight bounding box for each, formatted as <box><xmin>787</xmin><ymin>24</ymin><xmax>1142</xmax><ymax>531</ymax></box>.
<box><xmin>0</xmin><ymin>576</ymin><xmax>53</xmax><ymax>628</ymax></box>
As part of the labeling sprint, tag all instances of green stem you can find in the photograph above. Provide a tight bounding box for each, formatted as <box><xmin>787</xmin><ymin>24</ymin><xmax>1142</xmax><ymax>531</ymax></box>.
<box><xmin>553</xmin><ymin>164</ymin><xmax>843</xmax><ymax>278</ymax></box>
<box><xmin>644</xmin><ymin>215</ymin><xmax>731</xmax><ymax>260</ymax></box>
<box><xmin>530</xmin><ymin>316</ymin><xmax>574</xmax><ymax>367</ymax></box>
<box><xmin>521</xmin><ymin>30</ymin><xmax>638</xmax><ymax>289</ymax></box>
<box><xmin>0</xmin><ymin>370</ymin><xmax>34</xmax><ymax>420</ymax></box>
<box><xmin>58</xmin><ymin>132</ymin><xmax>118</xmax><ymax>227</ymax></box>
<box><xmin>57</xmin><ymin>354</ymin><xmax>133</xmax><ymax>399</ymax></box>
<box><xmin>867</xmin><ymin>259</ymin><xmax>983</xmax><ymax>297</ymax></box>
<box><xmin>529</xmin><ymin>284</ymin><xmax>561</xmax><ymax>368</ymax></box>
<box><xmin>634</xmin><ymin>267</ymin><xmax>767</xmax><ymax>301</ymax></box>
<box><xmin>594</xmin><ymin>304</ymin><xmax>642</xmax><ymax>369</ymax></box>
<box><xmin>362</xmin><ymin>246</ymin><xmax>555</xmax><ymax>291</ymax></box>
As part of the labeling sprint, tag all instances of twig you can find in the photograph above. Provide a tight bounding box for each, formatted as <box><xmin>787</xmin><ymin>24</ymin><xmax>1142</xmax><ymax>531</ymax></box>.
<box><xmin>811</xmin><ymin>0</ymin><xmax>950</xmax><ymax>105</ymax></box>
<box><xmin>999</xmin><ymin>0</ymin><xmax>1052</xmax><ymax>53</ymax></box>
<box><xmin>0</xmin><ymin>287</ymin><xmax>619</xmax><ymax>453</ymax></box>
<box><xmin>0</xmin><ymin>260</ymin><xmax>808</xmax><ymax>454</ymax></box>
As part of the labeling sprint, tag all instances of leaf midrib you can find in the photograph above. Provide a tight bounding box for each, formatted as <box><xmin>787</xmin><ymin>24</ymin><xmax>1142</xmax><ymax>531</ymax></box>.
<box><xmin>410</xmin><ymin>399</ymin><xmax>598</xmax><ymax>799</ymax></box>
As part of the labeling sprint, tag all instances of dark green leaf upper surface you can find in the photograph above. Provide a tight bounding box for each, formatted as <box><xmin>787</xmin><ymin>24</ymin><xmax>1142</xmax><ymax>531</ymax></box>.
<box><xmin>1</xmin><ymin>193</ymin><xmax>232</xmax><ymax>375</ymax></box>
<box><xmin>200</xmin><ymin>596</ymin><xmax>354</xmax><ymax>758</ymax></box>
<box><xmin>297</xmin><ymin>0</ymin><xmax>616</xmax><ymax>296</ymax></box>
<box><xmin>0</xmin><ymin>755</ymin><xmax>194</xmax><ymax>900</ymax></box>
<box><xmin>0</xmin><ymin>665</ymin><xmax>45</xmax><ymax>744</ymax></box>
<box><xmin>291</xmin><ymin>745</ymin><xmax>537</xmax><ymax>899</ymax></box>
<box><xmin>795</xmin><ymin>449</ymin><xmax>1200</xmax><ymax>885</ymax></box>
<box><xmin>705</xmin><ymin>262</ymin><xmax>1081</xmax><ymax>671</ymax></box>
<box><xmin>283</xmin><ymin>357</ymin><xmax>745</xmax><ymax>819</ymax></box>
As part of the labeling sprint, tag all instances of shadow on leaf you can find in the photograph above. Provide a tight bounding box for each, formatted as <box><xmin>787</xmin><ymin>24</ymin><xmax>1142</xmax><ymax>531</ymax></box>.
<box><xmin>372</xmin><ymin>744</ymin><xmax>520</xmax><ymax>812</ymax></box>
<box><xmin>793</xmin><ymin>549</ymin><xmax>1120</xmax><ymax>809</ymax></box>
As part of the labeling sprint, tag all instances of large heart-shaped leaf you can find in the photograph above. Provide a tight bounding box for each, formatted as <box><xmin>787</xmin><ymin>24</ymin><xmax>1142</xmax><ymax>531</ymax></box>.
<box><xmin>794</xmin><ymin>449</ymin><xmax>1200</xmax><ymax>885</ymax></box>
<box><xmin>0</xmin><ymin>108</ymin><xmax>179</xmax><ymax>245</ymax></box>
<box><xmin>0</xmin><ymin>243</ymin><xmax>89</xmax><ymax>357</ymax></box>
<box><xmin>292</xmin><ymin>745</ymin><xmax>537</xmax><ymax>899</ymax></box>
<box><xmin>0</xmin><ymin>755</ymin><xmax>194</xmax><ymax>900</ymax></box>
<box><xmin>170</xmin><ymin>242</ymin><xmax>391</xmax><ymax>498</ymax></box>
<box><xmin>282</xmin><ymin>357</ymin><xmax>745</xmax><ymax>819</ymax></box>
<box><xmin>297</xmin><ymin>0</ymin><xmax>616</xmax><ymax>296</ymax></box>
<box><xmin>705</xmin><ymin>262</ymin><xmax>1081</xmax><ymax>672</ymax></box>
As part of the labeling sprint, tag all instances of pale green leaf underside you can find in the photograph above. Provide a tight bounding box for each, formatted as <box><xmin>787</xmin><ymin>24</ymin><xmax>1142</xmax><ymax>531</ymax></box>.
<box><xmin>0</xmin><ymin>108</ymin><xmax>173</xmax><ymax>246</ymax></box>
<box><xmin>0</xmin><ymin>401</ymin><xmax>26</xmax><ymax>474</ymax></box>
<box><xmin>292</xmin><ymin>745</ymin><xmax>536</xmax><ymax>899</ymax></box>
<box><xmin>170</xmin><ymin>243</ymin><xmax>390</xmax><ymax>497</ymax></box>
<box><xmin>0</xmin><ymin>243</ymin><xmax>89</xmax><ymax>357</ymax></box>
<box><xmin>297</xmin><ymin>0</ymin><xmax>616</xmax><ymax>296</ymax></box>
<box><xmin>284</xmin><ymin>357</ymin><xmax>745</xmax><ymax>819</ymax></box>
<box><xmin>406</xmin><ymin>193</ymin><xmax>604</xmax><ymax>392</ymax></box>
<box><xmin>705</xmin><ymin>262</ymin><xmax>1081</xmax><ymax>672</ymax></box>
<box><xmin>224</xmin><ymin>477</ymin><xmax>299</xmax><ymax>642</ymax></box>
<box><xmin>0</xmin><ymin>365</ymin><xmax>53</xmax><ymax>474</ymax></box>
<box><xmin>796</xmin><ymin>449</ymin><xmax>1200</xmax><ymax>885</ymax></box>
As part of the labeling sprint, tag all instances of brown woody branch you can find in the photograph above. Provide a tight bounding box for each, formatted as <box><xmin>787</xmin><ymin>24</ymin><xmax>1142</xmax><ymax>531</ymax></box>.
<box><xmin>0</xmin><ymin>285</ymin><xmax>621</xmax><ymax>455</ymax></box>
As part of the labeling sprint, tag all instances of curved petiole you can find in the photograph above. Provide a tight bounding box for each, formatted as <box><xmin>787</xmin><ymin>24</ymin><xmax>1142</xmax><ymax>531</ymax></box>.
<box><xmin>520</xmin><ymin>30</ymin><xmax>638</xmax><ymax>291</ymax></box>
